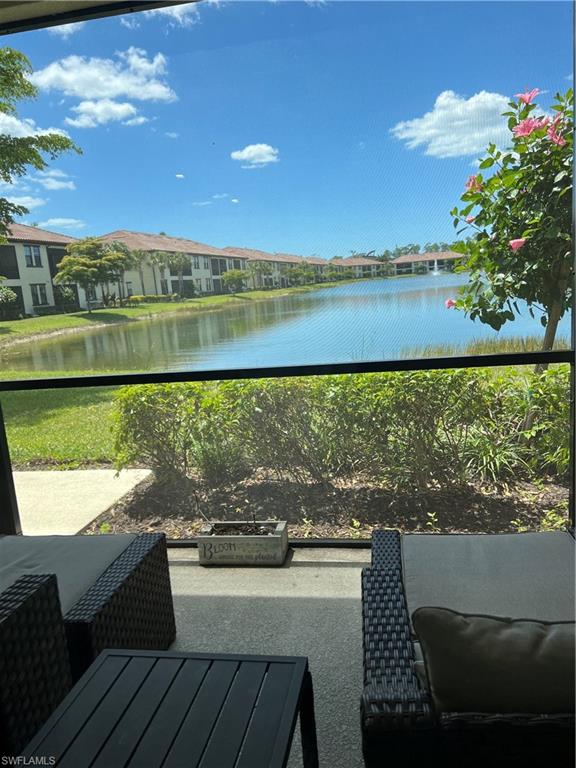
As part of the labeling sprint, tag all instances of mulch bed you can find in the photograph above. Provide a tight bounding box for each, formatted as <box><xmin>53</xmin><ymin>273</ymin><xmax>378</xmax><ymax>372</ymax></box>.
<box><xmin>83</xmin><ymin>469</ymin><xmax>569</xmax><ymax>539</ymax></box>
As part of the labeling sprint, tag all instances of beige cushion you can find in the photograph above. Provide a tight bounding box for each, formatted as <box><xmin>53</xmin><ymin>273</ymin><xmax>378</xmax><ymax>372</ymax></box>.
<box><xmin>402</xmin><ymin>533</ymin><xmax>575</xmax><ymax>626</ymax></box>
<box><xmin>412</xmin><ymin>606</ymin><xmax>575</xmax><ymax>715</ymax></box>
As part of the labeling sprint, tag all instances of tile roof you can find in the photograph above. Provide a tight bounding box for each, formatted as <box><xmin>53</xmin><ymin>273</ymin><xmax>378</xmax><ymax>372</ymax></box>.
<box><xmin>224</xmin><ymin>246</ymin><xmax>279</xmax><ymax>262</ymax></box>
<box><xmin>330</xmin><ymin>257</ymin><xmax>379</xmax><ymax>266</ymax></box>
<box><xmin>98</xmin><ymin>230</ymin><xmax>244</xmax><ymax>258</ymax></box>
<box><xmin>390</xmin><ymin>251</ymin><xmax>461</xmax><ymax>264</ymax></box>
<box><xmin>6</xmin><ymin>222</ymin><xmax>77</xmax><ymax>245</ymax></box>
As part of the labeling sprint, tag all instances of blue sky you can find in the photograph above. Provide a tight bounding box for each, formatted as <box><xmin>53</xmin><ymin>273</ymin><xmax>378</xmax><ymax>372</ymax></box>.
<box><xmin>3</xmin><ymin>0</ymin><xmax>573</xmax><ymax>258</ymax></box>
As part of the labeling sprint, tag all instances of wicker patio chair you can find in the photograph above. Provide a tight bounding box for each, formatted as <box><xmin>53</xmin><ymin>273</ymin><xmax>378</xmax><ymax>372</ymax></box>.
<box><xmin>361</xmin><ymin>530</ymin><xmax>575</xmax><ymax>768</ymax></box>
<box><xmin>0</xmin><ymin>574</ymin><xmax>72</xmax><ymax>756</ymax></box>
<box><xmin>1</xmin><ymin>532</ymin><xmax>176</xmax><ymax>682</ymax></box>
<box><xmin>63</xmin><ymin>532</ymin><xmax>177</xmax><ymax>679</ymax></box>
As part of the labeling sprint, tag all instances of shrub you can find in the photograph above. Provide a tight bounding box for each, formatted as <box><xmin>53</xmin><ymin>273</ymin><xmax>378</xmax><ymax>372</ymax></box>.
<box><xmin>113</xmin><ymin>368</ymin><xmax>570</xmax><ymax>491</ymax></box>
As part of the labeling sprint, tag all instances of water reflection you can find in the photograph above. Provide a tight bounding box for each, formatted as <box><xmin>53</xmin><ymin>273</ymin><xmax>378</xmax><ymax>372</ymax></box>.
<box><xmin>0</xmin><ymin>274</ymin><xmax>570</xmax><ymax>374</ymax></box>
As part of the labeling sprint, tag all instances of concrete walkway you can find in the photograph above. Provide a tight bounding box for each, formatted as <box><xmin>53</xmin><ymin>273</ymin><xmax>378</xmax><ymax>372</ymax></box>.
<box><xmin>14</xmin><ymin>469</ymin><xmax>152</xmax><ymax>535</ymax></box>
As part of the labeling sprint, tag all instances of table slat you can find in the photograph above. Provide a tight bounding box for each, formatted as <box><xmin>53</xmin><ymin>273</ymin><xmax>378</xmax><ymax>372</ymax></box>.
<box><xmin>57</xmin><ymin>657</ymin><xmax>156</xmax><ymax>768</ymax></box>
<box><xmin>199</xmin><ymin>661</ymin><xmax>268</xmax><ymax>768</ymax></box>
<box><xmin>127</xmin><ymin>658</ymin><xmax>211</xmax><ymax>768</ymax></box>
<box><xmin>235</xmin><ymin>662</ymin><xmax>296</xmax><ymax>768</ymax></box>
<box><xmin>92</xmin><ymin>658</ymin><xmax>183</xmax><ymax>768</ymax></box>
<box><xmin>163</xmin><ymin>660</ymin><xmax>239</xmax><ymax>768</ymax></box>
<box><xmin>26</xmin><ymin>655</ymin><xmax>129</xmax><ymax>761</ymax></box>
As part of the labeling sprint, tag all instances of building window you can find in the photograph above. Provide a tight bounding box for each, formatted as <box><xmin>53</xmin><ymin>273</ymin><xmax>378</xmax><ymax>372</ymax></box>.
<box><xmin>24</xmin><ymin>244</ymin><xmax>42</xmax><ymax>267</ymax></box>
<box><xmin>193</xmin><ymin>256</ymin><xmax>199</xmax><ymax>269</ymax></box>
<box><xmin>204</xmin><ymin>257</ymin><xmax>210</xmax><ymax>270</ymax></box>
<box><xmin>86</xmin><ymin>285</ymin><xmax>97</xmax><ymax>301</ymax></box>
<box><xmin>126</xmin><ymin>281</ymin><xmax>133</xmax><ymax>297</ymax></box>
<box><xmin>204</xmin><ymin>278</ymin><xmax>211</xmax><ymax>292</ymax></box>
<box><xmin>234</xmin><ymin>259</ymin><xmax>241</xmax><ymax>270</ymax></box>
<box><xmin>30</xmin><ymin>283</ymin><xmax>48</xmax><ymax>306</ymax></box>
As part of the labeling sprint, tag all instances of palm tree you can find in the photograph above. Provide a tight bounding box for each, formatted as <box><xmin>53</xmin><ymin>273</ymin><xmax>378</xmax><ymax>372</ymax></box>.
<box><xmin>150</xmin><ymin>251</ymin><xmax>171</xmax><ymax>295</ymax></box>
<box><xmin>167</xmin><ymin>252</ymin><xmax>190</xmax><ymax>297</ymax></box>
<box><xmin>247</xmin><ymin>261</ymin><xmax>272</xmax><ymax>289</ymax></box>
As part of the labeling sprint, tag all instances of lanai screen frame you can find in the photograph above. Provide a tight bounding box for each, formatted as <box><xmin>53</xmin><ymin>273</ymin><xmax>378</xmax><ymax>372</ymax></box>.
<box><xmin>0</xmin><ymin>0</ymin><xmax>574</xmax><ymax>543</ymax></box>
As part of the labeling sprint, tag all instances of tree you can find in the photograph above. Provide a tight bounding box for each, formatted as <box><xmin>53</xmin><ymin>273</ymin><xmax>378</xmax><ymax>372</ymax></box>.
<box><xmin>222</xmin><ymin>269</ymin><xmax>247</xmax><ymax>294</ymax></box>
<box><xmin>247</xmin><ymin>261</ymin><xmax>272</xmax><ymax>289</ymax></box>
<box><xmin>450</xmin><ymin>87</ymin><xmax>573</xmax><ymax>365</ymax></box>
<box><xmin>54</xmin><ymin>238</ymin><xmax>133</xmax><ymax>312</ymax></box>
<box><xmin>0</xmin><ymin>276</ymin><xmax>18</xmax><ymax>319</ymax></box>
<box><xmin>150</xmin><ymin>250</ymin><xmax>171</xmax><ymax>293</ymax></box>
<box><xmin>0</xmin><ymin>47</ymin><xmax>80</xmax><ymax>240</ymax></box>
<box><xmin>166</xmin><ymin>252</ymin><xmax>190</xmax><ymax>297</ymax></box>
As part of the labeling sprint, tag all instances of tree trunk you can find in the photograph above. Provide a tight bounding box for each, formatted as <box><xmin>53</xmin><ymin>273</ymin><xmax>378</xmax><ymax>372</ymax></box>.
<box><xmin>178</xmin><ymin>270</ymin><xmax>184</xmax><ymax>297</ymax></box>
<box><xmin>522</xmin><ymin>261</ymin><xmax>570</xmax><ymax>432</ymax></box>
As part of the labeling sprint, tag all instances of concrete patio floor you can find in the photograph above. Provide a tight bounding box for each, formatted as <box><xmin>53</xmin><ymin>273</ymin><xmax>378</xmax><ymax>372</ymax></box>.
<box><xmin>168</xmin><ymin>546</ymin><xmax>371</xmax><ymax>768</ymax></box>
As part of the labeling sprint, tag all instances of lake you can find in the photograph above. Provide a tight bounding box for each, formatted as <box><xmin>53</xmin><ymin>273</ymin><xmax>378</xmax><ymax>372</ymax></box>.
<box><xmin>0</xmin><ymin>274</ymin><xmax>570</xmax><ymax>375</ymax></box>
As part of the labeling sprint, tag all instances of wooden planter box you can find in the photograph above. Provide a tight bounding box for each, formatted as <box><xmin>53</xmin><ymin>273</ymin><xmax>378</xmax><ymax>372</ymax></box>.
<box><xmin>197</xmin><ymin>521</ymin><xmax>288</xmax><ymax>566</ymax></box>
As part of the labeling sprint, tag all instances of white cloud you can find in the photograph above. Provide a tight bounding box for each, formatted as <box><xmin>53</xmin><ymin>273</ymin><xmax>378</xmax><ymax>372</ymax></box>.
<box><xmin>231</xmin><ymin>143</ymin><xmax>280</xmax><ymax>168</ymax></box>
<box><xmin>192</xmin><ymin>201</ymin><xmax>212</xmax><ymax>207</ymax></box>
<box><xmin>31</xmin><ymin>47</ymin><xmax>176</xmax><ymax>103</ymax></box>
<box><xmin>231</xmin><ymin>198</ymin><xmax>240</xmax><ymax>204</ymax></box>
<box><xmin>390</xmin><ymin>90</ymin><xmax>511</xmax><ymax>158</ymax></box>
<box><xmin>37</xmin><ymin>217</ymin><xmax>86</xmax><ymax>230</ymax></box>
<box><xmin>120</xmin><ymin>16</ymin><xmax>140</xmax><ymax>30</ymax></box>
<box><xmin>0</xmin><ymin>112</ymin><xmax>68</xmax><ymax>139</ymax></box>
<box><xmin>212</xmin><ymin>193</ymin><xmax>228</xmax><ymax>199</ymax></box>
<box><xmin>165</xmin><ymin>131</ymin><xmax>179</xmax><ymax>139</ymax></box>
<box><xmin>35</xmin><ymin>176</ymin><xmax>75</xmax><ymax>190</ymax></box>
<box><xmin>7</xmin><ymin>196</ymin><xmax>46</xmax><ymax>210</ymax></box>
<box><xmin>65</xmin><ymin>99</ymin><xmax>142</xmax><ymax>128</ymax></box>
<box><xmin>175</xmin><ymin>173</ymin><xmax>185</xmax><ymax>179</ymax></box>
<box><xmin>145</xmin><ymin>5</ymin><xmax>201</xmax><ymax>27</ymax></box>
<box><xmin>124</xmin><ymin>115</ymin><xmax>149</xmax><ymax>126</ymax></box>
<box><xmin>47</xmin><ymin>22</ymin><xmax>85</xmax><ymax>38</ymax></box>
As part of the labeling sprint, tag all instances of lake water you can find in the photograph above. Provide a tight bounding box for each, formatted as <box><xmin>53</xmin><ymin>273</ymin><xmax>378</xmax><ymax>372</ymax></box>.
<box><xmin>0</xmin><ymin>274</ymin><xmax>570</xmax><ymax>375</ymax></box>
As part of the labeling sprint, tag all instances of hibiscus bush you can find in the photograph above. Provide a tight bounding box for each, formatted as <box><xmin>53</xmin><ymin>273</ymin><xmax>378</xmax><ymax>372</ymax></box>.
<box><xmin>450</xmin><ymin>87</ymin><xmax>573</xmax><ymax>350</ymax></box>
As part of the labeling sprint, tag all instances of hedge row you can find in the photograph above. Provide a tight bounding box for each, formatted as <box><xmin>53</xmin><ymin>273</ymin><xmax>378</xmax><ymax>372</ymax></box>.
<box><xmin>113</xmin><ymin>367</ymin><xmax>570</xmax><ymax>491</ymax></box>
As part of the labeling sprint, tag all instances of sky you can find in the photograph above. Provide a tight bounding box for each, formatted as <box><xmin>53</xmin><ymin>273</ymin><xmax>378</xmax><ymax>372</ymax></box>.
<box><xmin>2</xmin><ymin>0</ymin><xmax>573</xmax><ymax>259</ymax></box>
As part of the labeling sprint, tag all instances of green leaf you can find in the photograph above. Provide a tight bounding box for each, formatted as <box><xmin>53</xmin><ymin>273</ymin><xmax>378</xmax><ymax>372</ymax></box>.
<box><xmin>479</xmin><ymin>157</ymin><xmax>495</xmax><ymax>169</ymax></box>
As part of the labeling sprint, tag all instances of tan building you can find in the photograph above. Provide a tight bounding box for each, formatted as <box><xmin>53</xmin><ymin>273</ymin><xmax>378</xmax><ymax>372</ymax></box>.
<box><xmin>329</xmin><ymin>256</ymin><xmax>382</xmax><ymax>278</ymax></box>
<box><xmin>390</xmin><ymin>251</ymin><xmax>461</xmax><ymax>275</ymax></box>
<box><xmin>98</xmin><ymin>230</ymin><xmax>248</xmax><ymax>296</ymax></box>
<box><xmin>0</xmin><ymin>223</ymin><xmax>77</xmax><ymax>315</ymax></box>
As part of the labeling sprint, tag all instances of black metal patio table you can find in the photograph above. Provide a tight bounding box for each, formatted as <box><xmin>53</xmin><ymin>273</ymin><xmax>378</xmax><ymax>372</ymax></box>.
<box><xmin>23</xmin><ymin>649</ymin><xmax>319</xmax><ymax>768</ymax></box>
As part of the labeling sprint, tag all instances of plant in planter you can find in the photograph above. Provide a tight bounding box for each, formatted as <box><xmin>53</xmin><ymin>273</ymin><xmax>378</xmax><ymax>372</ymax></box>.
<box><xmin>197</xmin><ymin>507</ymin><xmax>289</xmax><ymax>566</ymax></box>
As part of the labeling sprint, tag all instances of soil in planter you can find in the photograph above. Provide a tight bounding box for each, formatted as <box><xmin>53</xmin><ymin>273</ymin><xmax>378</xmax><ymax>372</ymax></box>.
<box><xmin>210</xmin><ymin>524</ymin><xmax>277</xmax><ymax>536</ymax></box>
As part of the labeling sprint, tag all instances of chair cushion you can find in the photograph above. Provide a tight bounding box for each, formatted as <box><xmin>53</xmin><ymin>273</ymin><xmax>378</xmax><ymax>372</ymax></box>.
<box><xmin>402</xmin><ymin>532</ymin><xmax>575</xmax><ymax>625</ymax></box>
<box><xmin>412</xmin><ymin>606</ymin><xmax>575</xmax><ymax>715</ymax></box>
<box><xmin>0</xmin><ymin>534</ymin><xmax>137</xmax><ymax>614</ymax></box>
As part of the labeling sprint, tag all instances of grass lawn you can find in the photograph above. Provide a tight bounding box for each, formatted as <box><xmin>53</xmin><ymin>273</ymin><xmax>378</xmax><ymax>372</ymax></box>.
<box><xmin>2</xmin><ymin>383</ymin><xmax>117</xmax><ymax>468</ymax></box>
<box><xmin>0</xmin><ymin>282</ymin><xmax>343</xmax><ymax>348</ymax></box>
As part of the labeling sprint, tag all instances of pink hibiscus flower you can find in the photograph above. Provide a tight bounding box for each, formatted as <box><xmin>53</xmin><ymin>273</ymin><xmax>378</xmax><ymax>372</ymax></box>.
<box><xmin>514</xmin><ymin>88</ymin><xmax>541</xmax><ymax>105</ymax></box>
<box><xmin>466</xmin><ymin>215</ymin><xmax>476</xmax><ymax>223</ymax></box>
<box><xmin>444</xmin><ymin>298</ymin><xmax>456</xmax><ymax>309</ymax></box>
<box><xmin>547</xmin><ymin>116</ymin><xmax>567</xmax><ymax>146</ymax></box>
<box><xmin>465</xmin><ymin>175</ymin><xmax>482</xmax><ymax>193</ymax></box>
<box><xmin>509</xmin><ymin>238</ymin><xmax>527</xmax><ymax>251</ymax></box>
<box><xmin>513</xmin><ymin>117</ymin><xmax>549</xmax><ymax>138</ymax></box>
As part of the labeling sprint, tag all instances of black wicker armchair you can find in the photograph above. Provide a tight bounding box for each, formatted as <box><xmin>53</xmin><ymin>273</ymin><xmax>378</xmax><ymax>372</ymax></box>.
<box><xmin>63</xmin><ymin>532</ymin><xmax>176</xmax><ymax>679</ymax></box>
<box><xmin>0</xmin><ymin>574</ymin><xmax>72</xmax><ymax>756</ymax></box>
<box><xmin>361</xmin><ymin>530</ymin><xmax>575</xmax><ymax>768</ymax></box>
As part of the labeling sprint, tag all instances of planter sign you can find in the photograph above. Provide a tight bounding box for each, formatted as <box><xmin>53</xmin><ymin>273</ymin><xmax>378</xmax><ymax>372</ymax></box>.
<box><xmin>197</xmin><ymin>521</ymin><xmax>288</xmax><ymax>566</ymax></box>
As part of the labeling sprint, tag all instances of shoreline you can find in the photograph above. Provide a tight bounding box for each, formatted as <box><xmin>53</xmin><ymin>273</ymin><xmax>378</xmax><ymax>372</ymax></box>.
<box><xmin>0</xmin><ymin>280</ymin><xmax>355</xmax><ymax>353</ymax></box>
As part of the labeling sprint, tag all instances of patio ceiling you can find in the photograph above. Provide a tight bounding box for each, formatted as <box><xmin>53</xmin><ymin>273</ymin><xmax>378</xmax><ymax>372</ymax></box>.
<box><xmin>0</xmin><ymin>0</ymin><xmax>194</xmax><ymax>35</ymax></box>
